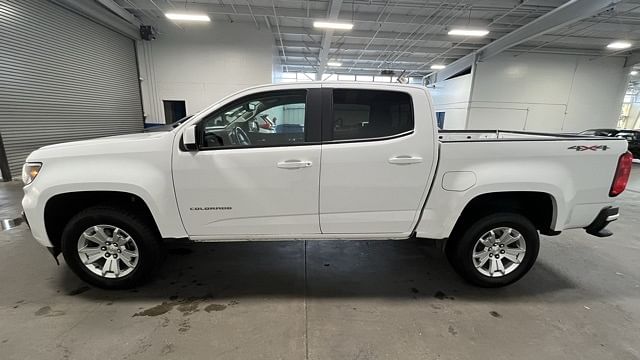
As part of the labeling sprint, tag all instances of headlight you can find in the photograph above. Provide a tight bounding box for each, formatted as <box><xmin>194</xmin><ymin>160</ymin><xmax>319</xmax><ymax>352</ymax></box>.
<box><xmin>22</xmin><ymin>163</ymin><xmax>42</xmax><ymax>185</ymax></box>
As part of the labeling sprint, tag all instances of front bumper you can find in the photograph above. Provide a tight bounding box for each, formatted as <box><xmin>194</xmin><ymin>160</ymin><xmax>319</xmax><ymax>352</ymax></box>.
<box><xmin>584</xmin><ymin>206</ymin><xmax>619</xmax><ymax>237</ymax></box>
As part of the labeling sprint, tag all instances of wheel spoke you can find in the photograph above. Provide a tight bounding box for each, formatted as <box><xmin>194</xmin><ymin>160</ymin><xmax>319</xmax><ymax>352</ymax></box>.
<box><xmin>504</xmin><ymin>248</ymin><xmax>525</xmax><ymax>256</ymax></box>
<box><xmin>102</xmin><ymin>258</ymin><xmax>120</xmax><ymax>276</ymax></box>
<box><xmin>475</xmin><ymin>252</ymin><xmax>490</xmax><ymax>268</ymax></box>
<box><xmin>78</xmin><ymin>246</ymin><xmax>101</xmax><ymax>255</ymax></box>
<box><xmin>120</xmin><ymin>236</ymin><xmax>133</xmax><ymax>246</ymax></box>
<box><xmin>501</xmin><ymin>232</ymin><xmax>521</xmax><ymax>246</ymax></box>
<box><xmin>489</xmin><ymin>258</ymin><xmax>498</xmax><ymax>275</ymax></box>
<box><xmin>120</xmin><ymin>256</ymin><xmax>135</xmax><ymax>269</ymax></box>
<box><xmin>79</xmin><ymin>246</ymin><xmax>103</xmax><ymax>264</ymax></box>
<box><xmin>502</xmin><ymin>253</ymin><xmax>521</xmax><ymax>264</ymax></box>
<box><xmin>489</xmin><ymin>258</ymin><xmax>505</xmax><ymax>276</ymax></box>
<box><xmin>495</xmin><ymin>258</ymin><xmax>505</xmax><ymax>275</ymax></box>
<box><xmin>473</xmin><ymin>250</ymin><xmax>486</xmax><ymax>258</ymax></box>
<box><xmin>120</xmin><ymin>249</ymin><xmax>137</xmax><ymax>261</ymax></box>
<box><xmin>101</xmin><ymin>258</ymin><xmax>111</xmax><ymax>276</ymax></box>
<box><xmin>111</xmin><ymin>227</ymin><xmax>120</xmax><ymax>242</ymax></box>
<box><xmin>82</xmin><ymin>231</ymin><xmax>105</xmax><ymax>246</ymax></box>
<box><xmin>480</xmin><ymin>231</ymin><xmax>496</xmax><ymax>247</ymax></box>
<box><xmin>113</xmin><ymin>259</ymin><xmax>120</xmax><ymax>276</ymax></box>
<box><xmin>503</xmin><ymin>248</ymin><xmax>525</xmax><ymax>264</ymax></box>
<box><xmin>93</xmin><ymin>226</ymin><xmax>109</xmax><ymax>242</ymax></box>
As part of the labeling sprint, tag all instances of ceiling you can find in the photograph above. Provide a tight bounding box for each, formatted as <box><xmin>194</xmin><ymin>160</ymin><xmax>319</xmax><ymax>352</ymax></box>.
<box><xmin>117</xmin><ymin>0</ymin><xmax>640</xmax><ymax>78</ymax></box>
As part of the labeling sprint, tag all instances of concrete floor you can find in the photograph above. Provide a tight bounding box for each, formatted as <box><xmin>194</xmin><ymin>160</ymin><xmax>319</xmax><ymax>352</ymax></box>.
<box><xmin>1</xmin><ymin>167</ymin><xmax>640</xmax><ymax>360</ymax></box>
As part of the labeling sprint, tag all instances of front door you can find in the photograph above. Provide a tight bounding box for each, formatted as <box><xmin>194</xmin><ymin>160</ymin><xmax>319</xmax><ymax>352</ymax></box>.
<box><xmin>319</xmin><ymin>86</ymin><xmax>435</xmax><ymax>234</ymax></box>
<box><xmin>172</xmin><ymin>87</ymin><xmax>322</xmax><ymax>237</ymax></box>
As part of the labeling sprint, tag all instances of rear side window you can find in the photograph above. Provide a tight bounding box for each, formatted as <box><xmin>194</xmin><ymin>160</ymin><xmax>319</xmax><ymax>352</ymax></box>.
<box><xmin>331</xmin><ymin>89</ymin><xmax>413</xmax><ymax>141</ymax></box>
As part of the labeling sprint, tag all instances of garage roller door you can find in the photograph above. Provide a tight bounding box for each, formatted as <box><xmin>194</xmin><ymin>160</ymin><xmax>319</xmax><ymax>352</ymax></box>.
<box><xmin>0</xmin><ymin>0</ymin><xmax>143</xmax><ymax>179</ymax></box>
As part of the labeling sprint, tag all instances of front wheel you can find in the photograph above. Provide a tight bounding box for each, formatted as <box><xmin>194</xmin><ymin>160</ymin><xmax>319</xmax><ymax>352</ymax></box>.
<box><xmin>446</xmin><ymin>213</ymin><xmax>540</xmax><ymax>287</ymax></box>
<box><xmin>61</xmin><ymin>206</ymin><xmax>163</xmax><ymax>289</ymax></box>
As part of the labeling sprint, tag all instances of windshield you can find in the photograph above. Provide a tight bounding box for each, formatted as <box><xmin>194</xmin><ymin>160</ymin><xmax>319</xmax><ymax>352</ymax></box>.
<box><xmin>144</xmin><ymin>115</ymin><xmax>192</xmax><ymax>132</ymax></box>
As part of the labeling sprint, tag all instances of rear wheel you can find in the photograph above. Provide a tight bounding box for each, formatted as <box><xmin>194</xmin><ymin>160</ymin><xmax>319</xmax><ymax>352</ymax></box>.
<box><xmin>61</xmin><ymin>206</ymin><xmax>163</xmax><ymax>289</ymax></box>
<box><xmin>446</xmin><ymin>213</ymin><xmax>539</xmax><ymax>287</ymax></box>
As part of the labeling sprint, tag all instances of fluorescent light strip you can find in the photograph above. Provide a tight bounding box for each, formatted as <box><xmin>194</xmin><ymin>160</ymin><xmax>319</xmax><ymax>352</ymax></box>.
<box><xmin>313</xmin><ymin>21</ymin><xmax>354</xmax><ymax>30</ymax></box>
<box><xmin>431</xmin><ymin>65</ymin><xmax>446</xmax><ymax>70</ymax></box>
<box><xmin>448</xmin><ymin>29</ymin><xmax>489</xmax><ymax>37</ymax></box>
<box><xmin>166</xmin><ymin>13</ymin><xmax>211</xmax><ymax>22</ymax></box>
<box><xmin>327</xmin><ymin>62</ymin><xmax>342</xmax><ymax>67</ymax></box>
<box><xmin>631</xmin><ymin>71</ymin><xmax>639</xmax><ymax>76</ymax></box>
<box><xmin>607</xmin><ymin>41</ymin><xmax>632</xmax><ymax>49</ymax></box>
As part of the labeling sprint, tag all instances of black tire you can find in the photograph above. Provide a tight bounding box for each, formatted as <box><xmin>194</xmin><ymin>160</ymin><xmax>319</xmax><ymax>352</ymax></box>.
<box><xmin>446</xmin><ymin>213</ymin><xmax>539</xmax><ymax>288</ymax></box>
<box><xmin>61</xmin><ymin>206</ymin><xmax>163</xmax><ymax>289</ymax></box>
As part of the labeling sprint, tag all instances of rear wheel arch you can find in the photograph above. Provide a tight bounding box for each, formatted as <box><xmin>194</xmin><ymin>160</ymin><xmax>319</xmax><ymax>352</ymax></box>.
<box><xmin>44</xmin><ymin>191</ymin><xmax>161</xmax><ymax>251</ymax></box>
<box><xmin>449</xmin><ymin>191</ymin><xmax>558</xmax><ymax>240</ymax></box>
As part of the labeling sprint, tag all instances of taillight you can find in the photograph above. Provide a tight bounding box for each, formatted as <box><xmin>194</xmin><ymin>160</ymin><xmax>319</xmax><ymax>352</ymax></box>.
<box><xmin>610</xmin><ymin>151</ymin><xmax>633</xmax><ymax>197</ymax></box>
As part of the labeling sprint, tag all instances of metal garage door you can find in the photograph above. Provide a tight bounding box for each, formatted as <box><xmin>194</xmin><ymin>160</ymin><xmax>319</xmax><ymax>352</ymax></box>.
<box><xmin>0</xmin><ymin>0</ymin><xmax>143</xmax><ymax>179</ymax></box>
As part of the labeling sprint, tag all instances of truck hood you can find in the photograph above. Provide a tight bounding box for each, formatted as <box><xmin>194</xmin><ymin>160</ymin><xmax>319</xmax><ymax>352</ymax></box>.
<box><xmin>27</xmin><ymin>132</ymin><xmax>173</xmax><ymax>161</ymax></box>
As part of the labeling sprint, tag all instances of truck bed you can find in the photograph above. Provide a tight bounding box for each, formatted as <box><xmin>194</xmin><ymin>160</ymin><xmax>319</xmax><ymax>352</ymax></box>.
<box><xmin>415</xmin><ymin>129</ymin><xmax>629</xmax><ymax>240</ymax></box>
<box><xmin>438</xmin><ymin>130</ymin><xmax>613</xmax><ymax>142</ymax></box>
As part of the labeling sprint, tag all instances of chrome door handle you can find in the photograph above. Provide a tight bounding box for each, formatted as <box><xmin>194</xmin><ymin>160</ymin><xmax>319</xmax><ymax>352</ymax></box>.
<box><xmin>277</xmin><ymin>160</ymin><xmax>312</xmax><ymax>169</ymax></box>
<box><xmin>388</xmin><ymin>155</ymin><xmax>423</xmax><ymax>165</ymax></box>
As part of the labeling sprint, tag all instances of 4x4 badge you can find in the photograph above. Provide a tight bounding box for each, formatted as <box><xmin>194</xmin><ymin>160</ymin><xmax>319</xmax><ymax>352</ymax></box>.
<box><xmin>568</xmin><ymin>145</ymin><xmax>609</xmax><ymax>151</ymax></box>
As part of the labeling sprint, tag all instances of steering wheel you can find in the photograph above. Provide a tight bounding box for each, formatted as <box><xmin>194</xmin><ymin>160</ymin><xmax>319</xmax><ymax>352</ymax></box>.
<box><xmin>231</xmin><ymin>126</ymin><xmax>251</xmax><ymax>146</ymax></box>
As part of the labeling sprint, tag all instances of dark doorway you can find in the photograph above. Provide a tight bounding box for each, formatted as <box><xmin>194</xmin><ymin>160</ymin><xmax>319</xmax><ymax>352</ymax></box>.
<box><xmin>163</xmin><ymin>100</ymin><xmax>186</xmax><ymax>124</ymax></box>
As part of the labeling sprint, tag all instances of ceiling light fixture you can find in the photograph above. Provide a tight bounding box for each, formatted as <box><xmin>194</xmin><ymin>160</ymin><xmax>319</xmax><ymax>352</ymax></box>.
<box><xmin>431</xmin><ymin>64</ymin><xmax>446</xmax><ymax>70</ymax></box>
<box><xmin>607</xmin><ymin>41</ymin><xmax>632</xmax><ymax>49</ymax></box>
<box><xmin>448</xmin><ymin>28</ymin><xmax>489</xmax><ymax>37</ymax></box>
<box><xmin>327</xmin><ymin>62</ymin><xmax>342</xmax><ymax>67</ymax></box>
<box><xmin>631</xmin><ymin>70</ymin><xmax>639</xmax><ymax>76</ymax></box>
<box><xmin>165</xmin><ymin>13</ymin><xmax>211</xmax><ymax>22</ymax></box>
<box><xmin>313</xmin><ymin>21</ymin><xmax>354</xmax><ymax>30</ymax></box>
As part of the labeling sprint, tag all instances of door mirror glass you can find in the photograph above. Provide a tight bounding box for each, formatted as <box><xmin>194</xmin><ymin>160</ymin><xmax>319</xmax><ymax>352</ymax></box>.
<box><xmin>183</xmin><ymin>124</ymin><xmax>198</xmax><ymax>151</ymax></box>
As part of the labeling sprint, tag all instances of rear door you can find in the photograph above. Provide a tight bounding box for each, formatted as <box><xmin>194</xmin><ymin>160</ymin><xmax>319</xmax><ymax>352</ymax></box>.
<box><xmin>319</xmin><ymin>85</ymin><xmax>437</xmax><ymax>234</ymax></box>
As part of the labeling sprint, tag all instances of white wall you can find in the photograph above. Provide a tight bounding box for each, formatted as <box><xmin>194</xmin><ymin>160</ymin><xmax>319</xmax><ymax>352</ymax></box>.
<box><xmin>467</xmin><ymin>52</ymin><xmax>629</xmax><ymax>132</ymax></box>
<box><xmin>427</xmin><ymin>74</ymin><xmax>472</xmax><ymax>129</ymax></box>
<box><xmin>137</xmin><ymin>22</ymin><xmax>275</xmax><ymax>124</ymax></box>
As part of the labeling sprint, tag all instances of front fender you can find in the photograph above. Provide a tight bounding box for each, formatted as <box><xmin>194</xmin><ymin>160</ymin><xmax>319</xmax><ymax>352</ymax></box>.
<box><xmin>22</xmin><ymin>155</ymin><xmax>187</xmax><ymax>247</ymax></box>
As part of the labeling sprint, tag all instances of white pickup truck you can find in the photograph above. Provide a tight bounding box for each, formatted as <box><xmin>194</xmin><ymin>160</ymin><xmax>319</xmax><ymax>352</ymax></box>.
<box><xmin>17</xmin><ymin>82</ymin><xmax>633</xmax><ymax>289</ymax></box>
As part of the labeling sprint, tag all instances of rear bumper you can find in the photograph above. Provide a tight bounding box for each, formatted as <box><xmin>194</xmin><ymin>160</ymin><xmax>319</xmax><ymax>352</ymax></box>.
<box><xmin>584</xmin><ymin>206</ymin><xmax>618</xmax><ymax>237</ymax></box>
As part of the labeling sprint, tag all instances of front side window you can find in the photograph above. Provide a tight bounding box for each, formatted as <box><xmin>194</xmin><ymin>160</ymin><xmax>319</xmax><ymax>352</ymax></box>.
<box><xmin>199</xmin><ymin>90</ymin><xmax>307</xmax><ymax>149</ymax></box>
<box><xmin>331</xmin><ymin>89</ymin><xmax>413</xmax><ymax>141</ymax></box>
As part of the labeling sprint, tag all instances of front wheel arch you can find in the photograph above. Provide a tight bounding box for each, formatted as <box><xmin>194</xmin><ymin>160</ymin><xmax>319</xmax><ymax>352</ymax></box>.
<box><xmin>44</xmin><ymin>191</ymin><xmax>161</xmax><ymax>251</ymax></box>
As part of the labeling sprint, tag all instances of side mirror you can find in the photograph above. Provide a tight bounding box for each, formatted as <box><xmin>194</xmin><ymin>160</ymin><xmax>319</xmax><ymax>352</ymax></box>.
<box><xmin>183</xmin><ymin>125</ymin><xmax>198</xmax><ymax>151</ymax></box>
